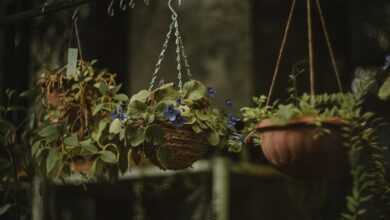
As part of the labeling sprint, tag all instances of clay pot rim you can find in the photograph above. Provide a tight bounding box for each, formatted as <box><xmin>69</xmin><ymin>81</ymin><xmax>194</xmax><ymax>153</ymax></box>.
<box><xmin>256</xmin><ymin>116</ymin><xmax>346</xmax><ymax>132</ymax></box>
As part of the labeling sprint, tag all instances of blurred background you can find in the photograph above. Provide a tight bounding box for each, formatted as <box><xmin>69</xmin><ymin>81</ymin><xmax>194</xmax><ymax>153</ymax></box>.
<box><xmin>1</xmin><ymin>0</ymin><xmax>390</xmax><ymax>219</ymax></box>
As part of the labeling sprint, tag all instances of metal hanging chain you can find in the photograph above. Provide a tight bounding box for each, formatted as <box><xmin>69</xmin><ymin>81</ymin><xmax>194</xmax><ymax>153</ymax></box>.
<box><xmin>107</xmin><ymin>0</ymin><xmax>148</xmax><ymax>17</ymax></box>
<box><xmin>179</xmin><ymin>29</ymin><xmax>192</xmax><ymax>79</ymax></box>
<box><xmin>307</xmin><ymin>0</ymin><xmax>315</xmax><ymax>105</ymax></box>
<box><xmin>148</xmin><ymin>20</ymin><xmax>175</xmax><ymax>91</ymax></box>
<box><xmin>149</xmin><ymin>0</ymin><xmax>191</xmax><ymax>92</ymax></box>
<box><xmin>173</xmin><ymin>14</ymin><xmax>184</xmax><ymax>92</ymax></box>
<box><xmin>266</xmin><ymin>0</ymin><xmax>297</xmax><ymax>106</ymax></box>
<box><xmin>315</xmin><ymin>0</ymin><xmax>343</xmax><ymax>92</ymax></box>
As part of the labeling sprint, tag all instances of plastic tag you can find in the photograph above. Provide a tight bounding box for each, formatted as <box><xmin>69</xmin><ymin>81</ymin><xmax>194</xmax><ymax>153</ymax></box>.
<box><xmin>66</xmin><ymin>48</ymin><xmax>78</xmax><ymax>77</ymax></box>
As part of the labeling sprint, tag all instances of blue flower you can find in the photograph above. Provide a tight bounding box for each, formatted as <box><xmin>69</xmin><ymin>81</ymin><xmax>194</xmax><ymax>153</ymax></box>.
<box><xmin>111</xmin><ymin>105</ymin><xmax>128</xmax><ymax>122</ymax></box>
<box><xmin>176</xmin><ymin>98</ymin><xmax>183</xmax><ymax>105</ymax></box>
<box><xmin>163</xmin><ymin>105</ymin><xmax>186</xmax><ymax>127</ymax></box>
<box><xmin>163</xmin><ymin>105</ymin><xmax>181</xmax><ymax>122</ymax></box>
<box><xmin>207</xmin><ymin>87</ymin><xmax>216</xmax><ymax>97</ymax></box>
<box><xmin>383</xmin><ymin>55</ymin><xmax>390</xmax><ymax>70</ymax></box>
<box><xmin>225</xmin><ymin>99</ymin><xmax>233</xmax><ymax>107</ymax></box>
<box><xmin>227</xmin><ymin>114</ymin><xmax>240</xmax><ymax>129</ymax></box>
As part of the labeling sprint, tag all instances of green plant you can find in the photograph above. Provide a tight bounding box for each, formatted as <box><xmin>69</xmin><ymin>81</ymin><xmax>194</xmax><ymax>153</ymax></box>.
<box><xmin>0</xmin><ymin>89</ymin><xmax>32</xmax><ymax>219</ymax></box>
<box><xmin>109</xmin><ymin>80</ymin><xmax>242</xmax><ymax>167</ymax></box>
<box><xmin>31</xmin><ymin>60</ymin><xmax>129</xmax><ymax>179</ymax></box>
<box><xmin>241</xmin><ymin>86</ymin><xmax>390</xmax><ymax>219</ymax></box>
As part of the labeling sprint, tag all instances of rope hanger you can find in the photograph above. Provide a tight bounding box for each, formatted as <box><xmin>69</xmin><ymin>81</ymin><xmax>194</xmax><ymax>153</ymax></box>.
<box><xmin>266</xmin><ymin>0</ymin><xmax>343</xmax><ymax>106</ymax></box>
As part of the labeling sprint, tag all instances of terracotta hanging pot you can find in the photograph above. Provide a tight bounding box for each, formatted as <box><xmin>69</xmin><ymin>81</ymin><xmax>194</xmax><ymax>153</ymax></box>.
<box><xmin>251</xmin><ymin>116</ymin><xmax>348</xmax><ymax>179</ymax></box>
<box><xmin>145</xmin><ymin>124</ymin><xmax>208</xmax><ymax>170</ymax></box>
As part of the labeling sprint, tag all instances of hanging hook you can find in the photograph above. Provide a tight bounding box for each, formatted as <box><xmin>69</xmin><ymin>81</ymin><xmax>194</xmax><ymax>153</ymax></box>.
<box><xmin>41</xmin><ymin>1</ymin><xmax>49</xmax><ymax>14</ymax></box>
<box><xmin>120</xmin><ymin>0</ymin><xmax>128</xmax><ymax>11</ymax></box>
<box><xmin>72</xmin><ymin>7</ymin><xmax>83</xmax><ymax>60</ymax></box>
<box><xmin>168</xmin><ymin>0</ymin><xmax>178</xmax><ymax>19</ymax></box>
<box><xmin>107</xmin><ymin>0</ymin><xmax>115</xmax><ymax>16</ymax></box>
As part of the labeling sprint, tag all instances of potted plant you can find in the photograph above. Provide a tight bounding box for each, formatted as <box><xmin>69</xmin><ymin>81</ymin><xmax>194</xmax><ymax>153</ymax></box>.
<box><xmin>242</xmin><ymin>92</ymin><xmax>353</xmax><ymax>179</ymax></box>
<box><xmin>31</xmin><ymin>60</ymin><xmax>129</xmax><ymax>179</ymax></box>
<box><xmin>109</xmin><ymin>80</ymin><xmax>242</xmax><ymax>170</ymax></box>
<box><xmin>242</xmin><ymin>83</ymin><xmax>390</xmax><ymax>218</ymax></box>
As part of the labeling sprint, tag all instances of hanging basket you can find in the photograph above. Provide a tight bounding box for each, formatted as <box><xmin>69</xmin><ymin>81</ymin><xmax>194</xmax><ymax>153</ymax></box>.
<box><xmin>145</xmin><ymin>124</ymin><xmax>208</xmax><ymax>170</ymax></box>
<box><xmin>252</xmin><ymin>116</ymin><xmax>348</xmax><ymax>179</ymax></box>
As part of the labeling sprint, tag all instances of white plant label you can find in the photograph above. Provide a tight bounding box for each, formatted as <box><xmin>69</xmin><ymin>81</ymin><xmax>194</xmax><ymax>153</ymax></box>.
<box><xmin>66</xmin><ymin>48</ymin><xmax>78</xmax><ymax>77</ymax></box>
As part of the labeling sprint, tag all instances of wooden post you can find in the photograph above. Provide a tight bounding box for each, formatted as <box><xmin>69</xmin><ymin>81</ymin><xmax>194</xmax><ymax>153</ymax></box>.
<box><xmin>212</xmin><ymin>157</ymin><xmax>230</xmax><ymax>220</ymax></box>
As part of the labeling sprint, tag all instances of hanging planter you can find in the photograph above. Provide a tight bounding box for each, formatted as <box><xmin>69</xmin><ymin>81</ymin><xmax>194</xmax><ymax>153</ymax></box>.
<box><xmin>242</xmin><ymin>0</ymin><xmax>390</xmax><ymax>217</ymax></box>
<box><xmin>31</xmin><ymin>60</ymin><xmax>129</xmax><ymax>179</ymax></box>
<box><xmin>243</xmin><ymin>94</ymin><xmax>349</xmax><ymax>179</ymax></box>
<box><xmin>108</xmin><ymin>1</ymin><xmax>242</xmax><ymax>170</ymax></box>
<box><xmin>119</xmin><ymin>79</ymin><xmax>238</xmax><ymax>170</ymax></box>
<box><xmin>143</xmin><ymin>122</ymin><xmax>209</xmax><ymax>170</ymax></box>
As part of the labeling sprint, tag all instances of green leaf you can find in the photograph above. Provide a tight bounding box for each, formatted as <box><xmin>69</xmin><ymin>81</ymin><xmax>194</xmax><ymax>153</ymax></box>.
<box><xmin>145</xmin><ymin>125</ymin><xmax>165</xmax><ymax>145</ymax></box>
<box><xmin>64</xmin><ymin>134</ymin><xmax>79</xmax><ymax>146</ymax></box>
<box><xmin>32</xmin><ymin>140</ymin><xmax>42</xmax><ymax>157</ymax></box>
<box><xmin>80</xmin><ymin>139</ymin><xmax>99</xmax><ymax>153</ymax></box>
<box><xmin>94</xmin><ymin>82</ymin><xmax>109</xmax><ymax>95</ymax></box>
<box><xmin>92</xmin><ymin>103</ymin><xmax>104</xmax><ymax>116</ymax></box>
<box><xmin>208</xmin><ymin>131</ymin><xmax>220</xmax><ymax>146</ymax></box>
<box><xmin>153</xmin><ymin>83</ymin><xmax>179</xmax><ymax>102</ymax></box>
<box><xmin>129</xmin><ymin>128</ymin><xmax>146</xmax><ymax>147</ymax></box>
<box><xmin>100</xmin><ymin>151</ymin><xmax>117</xmax><ymax>164</ymax></box>
<box><xmin>130</xmin><ymin>90</ymin><xmax>150</xmax><ymax>103</ymax></box>
<box><xmin>109</xmin><ymin>119</ymin><xmax>123</xmax><ymax>134</ymax></box>
<box><xmin>183</xmin><ymin>80</ymin><xmax>207</xmax><ymax>101</ymax></box>
<box><xmin>378</xmin><ymin>77</ymin><xmax>390</xmax><ymax>100</ymax></box>
<box><xmin>113</xmin><ymin>94</ymin><xmax>129</xmax><ymax>102</ymax></box>
<box><xmin>92</xmin><ymin>119</ymin><xmax>109</xmax><ymax>141</ymax></box>
<box><xmin>38</xmin><ymin>125</ymin><xmax>59</xmax><ymax>138</ymax></box>
<box><xmin>46</xmin><ymin>148</ymin><xmax>61</xmax><ymax>173</ymax></box>
<box><xmin>127</xmin><ymin>100</ymin><xmax>147</xmax><ymax>115</ymax></box>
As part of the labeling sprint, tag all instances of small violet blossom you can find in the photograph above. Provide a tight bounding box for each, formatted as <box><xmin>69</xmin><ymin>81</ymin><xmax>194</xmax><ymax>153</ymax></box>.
<box><xmin>163</xmin><ymin>105</ymin><xmax>186</xmax><ymax>127</ymax></box>
<box><xmin>227</xmin><ymin>114</ymin><xmax>241</xmax><ymax>129</ymax></box>
<box><xmin>225</xmin><ymin>99</ymin><xmax>233</xmax><ymax>107</ymax></box>
<box><xmin>111</xmin><ymin>105</ymin><xmax>128</xmax><ymax>122</ymax></box>
<box><xmin>207</xmin><ymin>87</ymin><xmax>216</xmax><ymax>97</ymax></box>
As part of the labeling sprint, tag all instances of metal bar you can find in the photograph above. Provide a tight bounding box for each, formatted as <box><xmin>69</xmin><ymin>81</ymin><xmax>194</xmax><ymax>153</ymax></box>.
<box><xmin>212</xmin><ymin>157</ymin><xmax>230</xmax><ymax>220</ymax></box>
<box><xmin>32</xmin><ymin>176</ymin><xmax>46</xmax><ymax>220</ymax></box>
<box><xmin>0</xmin><ymin>0</ymin><xmax>93</xmax><ymax>26</ymax></box>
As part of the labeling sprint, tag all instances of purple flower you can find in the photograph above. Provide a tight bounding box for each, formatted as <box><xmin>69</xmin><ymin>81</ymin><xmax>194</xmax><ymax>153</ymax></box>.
<box><xmin>227</xmin><ymin>114</ymin><xmax>241</xmax><ymax>129</ymax></box>
<box><xmin>164</xmin><ymin>105</ymin><xmax>181</xmax><ymax>122</ymax></box>
<box><xmin>207</xmin><ymin>87</ymin><xmax>216</xmax><ymax>97</ymax></box>
<box><xmin>176</xmin><ymin>98</ymin><xmax>183</xmax><ymax>105</ymax></box>
<box><xmin>111</xmin><ymin>105</ymin><xmax>128</xmax><ymax>122</ymax></box>
<box><xmin>383</xmin><ymin>55</ymin><xmax>390</xmax><ymax>70</ymax></box>
<box><xmin>225</xmin><ymin>99</ymin><xmax>233</xmax><ymax>107</ymax></box>
<box><xmin>163</xmin><ymin>105</ymin><xmax>186</xmax><ymax>127</ymax></box>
